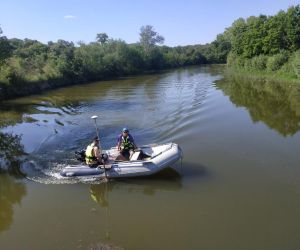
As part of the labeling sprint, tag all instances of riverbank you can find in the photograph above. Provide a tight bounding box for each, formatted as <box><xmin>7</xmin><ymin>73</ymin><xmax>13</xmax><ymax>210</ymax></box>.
<box><xmin>226</xmin><ymin>50</ymin><xmax>300</xmax><ymax>85</ymax></box>
<box><xmin>225</xmin><ymin>67</ymin><xmax>300</xmax><ymax>85</ymax></box>
<box><xmin>0</xmin><ymin>35</ymin><xmax>226</xmax><ymax>102</ymax></box>
<box><xmin>0</xmin><ymin>69</ymin><xmax>138</xmax><ymax>101</ymax></box>
<box><xmin>0</xmin><ymin>66</ymin><xmax>184</xmax><ymax>102</ymax></box>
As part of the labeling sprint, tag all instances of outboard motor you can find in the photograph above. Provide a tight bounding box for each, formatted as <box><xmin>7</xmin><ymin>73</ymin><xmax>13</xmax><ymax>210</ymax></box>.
<box><xmin>75</xmin><ymin>150</ymin><xmax>86</xmax><ymax>162</ymax></box>
<box><xmin>101</xmin><ymin>153</ymin><xmax>109</xmax><ymax>162</ymax></box>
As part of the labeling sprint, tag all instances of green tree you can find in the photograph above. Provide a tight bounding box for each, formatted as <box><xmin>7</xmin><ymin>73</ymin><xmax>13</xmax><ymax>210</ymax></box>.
<box><xmin>96</xmin><ymin>33</ymin><xmax>108</xmax><ymax>45</ymax></box>
<box><xmin>226</xmin><ymin>18</ymin><xmax>247</xmax><ymax>56</ymax></box>
<box><xmin>0</xmin><ymin>26</ymin><xmax>12</xmax><ymax>62</ymax></box>
<box><xmin>243</xmin><ymin>15</ymin><xmax>267</xmax><ymax>57</ymax></box>
<box><xmin>139</xmin><ymin>25</ymin><xmax>164</xmax><ymax>52</ymax></box>
<box><xmin>263</xmin><ymin>11</ymin><xmax>287</xmax><ymax>54</ymax></box>
<box><xmin>286</xmin><ymin>5</ymin><xmax>300</xmax><ymax>51</ymax></box>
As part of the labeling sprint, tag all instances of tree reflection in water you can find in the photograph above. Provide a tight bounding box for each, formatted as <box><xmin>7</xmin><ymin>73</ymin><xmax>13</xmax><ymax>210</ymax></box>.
<box><xmin>216</xmin><ymin>73</ymin><xmax>300</xmax><ymax>136</ymax></box>
<box><xmin>0</xmin><ymin>131</ymin><xmax>27</xmax><ymax>233</ymax></box>
<box><xmin>0</xmin><ymin>132</ymin><xmax>26</xmax><ymax>175</ymax></box>
<box><xmin>0</xmin><ymin>174</ymin><xmax>27</xmax><ymax>232</ymax></box>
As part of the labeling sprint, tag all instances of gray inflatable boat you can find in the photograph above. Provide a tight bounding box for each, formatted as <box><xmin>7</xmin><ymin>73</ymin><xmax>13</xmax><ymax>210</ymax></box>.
<box><xmin>60</xmin><ymin>143</ymin><xmax>182</xmax><ymax>179</ymax></box>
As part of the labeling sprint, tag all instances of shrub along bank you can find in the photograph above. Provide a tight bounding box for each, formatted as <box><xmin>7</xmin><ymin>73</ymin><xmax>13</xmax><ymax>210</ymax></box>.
<box><xmin>0</xmin><ymin>25</ymin><xmax>228</xmax><ymax>101</ymax></box>
<box><xmin>223</xmin><ymin>5</ymin><xmax>300</xmax><ymax>81</ymax></box>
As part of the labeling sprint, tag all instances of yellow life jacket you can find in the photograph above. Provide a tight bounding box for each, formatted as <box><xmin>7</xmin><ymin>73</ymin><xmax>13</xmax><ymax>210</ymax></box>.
<box><xmin>121</xmin><ymin>136</ymin><xmax>134</xmax><ymax>150</ymax></box>
<box><xmin>85</xmin><ymin>143</ymin><xmax>96</xmax><ymax>164</ymax></box>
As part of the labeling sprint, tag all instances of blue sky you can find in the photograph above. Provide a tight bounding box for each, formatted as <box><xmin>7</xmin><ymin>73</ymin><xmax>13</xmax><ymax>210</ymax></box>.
<box><xmin>0</xmin><ymin>0</ymin><xmax>299</xmax><ymax>46</ymax></box>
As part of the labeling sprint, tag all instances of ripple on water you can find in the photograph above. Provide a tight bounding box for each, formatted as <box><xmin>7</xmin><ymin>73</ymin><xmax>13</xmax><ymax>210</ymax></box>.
<box><xmin>22</xmin><ymin>161</ymin><xmax>106</xmax><ymax>184</ymax></box>
<box><xmin>2</xmin><ymin>66</ymin><xmax>224</xmax><ymax>184</ymax></box>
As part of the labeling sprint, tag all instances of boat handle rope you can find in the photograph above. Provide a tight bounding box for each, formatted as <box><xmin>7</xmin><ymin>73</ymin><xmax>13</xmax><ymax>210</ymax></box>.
<box><xmin>150</xmin><ymin>143</ymin><xmax>174</xmax><ymax>159</ymax></box>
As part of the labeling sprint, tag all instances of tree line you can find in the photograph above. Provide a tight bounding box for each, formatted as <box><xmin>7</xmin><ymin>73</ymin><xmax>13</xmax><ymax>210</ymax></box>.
<box><xmin>224</xmin><ymin>5</ymin><xmax>300</xmax><ymax>78</ymax></box>
<box><xmin>0</xmin><ymin>25</ymin><xmax>226</xmax><ymax>100</ymax></box>
<box><xmin>1</xmin><ymin>5</ymin><xmax>299</xmax><ymax>100</ymax></box>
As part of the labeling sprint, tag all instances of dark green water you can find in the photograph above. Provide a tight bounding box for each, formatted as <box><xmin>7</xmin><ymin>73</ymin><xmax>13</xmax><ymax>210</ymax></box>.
<box><xmin>1</xmin><ymin>65</ymin><xmax>300</xmax><ymax>250</ymax></box>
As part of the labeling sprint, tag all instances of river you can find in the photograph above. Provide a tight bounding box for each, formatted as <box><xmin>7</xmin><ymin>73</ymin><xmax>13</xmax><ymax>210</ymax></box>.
<box><xmin>1</xmin><ymin>65</ymin><xmax>300</xmax><ymax>250</ymax></box>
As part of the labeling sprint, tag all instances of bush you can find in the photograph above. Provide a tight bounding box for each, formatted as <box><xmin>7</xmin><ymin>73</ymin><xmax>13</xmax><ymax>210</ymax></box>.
<box><xmin>279</xmin><ymin>61</ymin><xmax>295</xmax><ymax>76</ymax></box>
<box><xmin>227</xmin><ymin>52</ymin><xmax>236</xmax><ymax>67</ymax></box>
<box><xmin>251</xmin><ymin>55</ymin><xmax>267</xmax><ymax>70</ymax></box>
<box><xmin>244</xmin><ymin>58</ymin><xmax>253</xmax><ymax>70</ymax></box>
<box><xmin>227</xmin><ymin>52</ymin><xmax>246</xmax><ymax>69</ymax></box>
<box><xmin>291</xmin><ymin>50</ymin><xmax>300</xmax><ymax>78</ymax></box>
<box><xmin>266</xmin><ymin>52</ymin><xmax>289</xmax><ymax>71</ymax></box>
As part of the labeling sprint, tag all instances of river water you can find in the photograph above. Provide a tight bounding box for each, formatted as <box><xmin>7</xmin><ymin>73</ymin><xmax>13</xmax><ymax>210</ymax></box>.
<box><xmin>1</xmin><ymin>65</ymin><xmax>300</xmax><ymax>250</ymax></box>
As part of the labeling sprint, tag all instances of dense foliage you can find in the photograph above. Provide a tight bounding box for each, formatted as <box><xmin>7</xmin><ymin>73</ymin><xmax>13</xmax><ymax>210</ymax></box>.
<box><xmin>225</xmin><ymin>5</ymin><xmax>300</xmax><ymax>79</ymax></box>
<box><xmin>2</xmin><ymin>5</ymin><xmax>299</xmax><ymax>100</ymax></box>
<box><xmin>0</xmin><ymin>26</ymin><xmax>225</xmax><ymax>100</ymax></box>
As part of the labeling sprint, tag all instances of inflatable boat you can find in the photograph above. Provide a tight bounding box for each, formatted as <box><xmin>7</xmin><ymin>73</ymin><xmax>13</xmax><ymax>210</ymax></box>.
<box><xmin>60</xmin><ymin>142</ymin><xmax>182</xmax><ymax>179</ymax></box>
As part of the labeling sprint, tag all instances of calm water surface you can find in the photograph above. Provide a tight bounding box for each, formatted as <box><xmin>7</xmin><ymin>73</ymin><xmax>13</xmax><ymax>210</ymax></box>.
<box><xmin>1</xmin><ymin>65</ymin><xmax>300</xmax><ymax>250</ymax></box>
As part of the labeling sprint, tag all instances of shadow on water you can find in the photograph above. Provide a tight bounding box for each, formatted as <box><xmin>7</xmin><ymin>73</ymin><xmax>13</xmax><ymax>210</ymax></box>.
<box><xmin>89</xmin><ymin>162</ymin><xmax>209</xmax><ymax>208</ymax></box>
<box><xmin>90</xmin><ymin>168</ymin><xmax>183</xmax><ymax>207</ymax></box>
<box><xmin>216</xmin><ymin>72</ymin><xmax>300</xmax><ymax>136</ymax></box>
<box><xmin>180</xmin><ymin>161</ymin><xmax>210</xmax><ymax>180</ymax></box>
<box><xmin>0</xmin><ymin>174</ymin><xmax>27</xmax><ymax>233</ymax></box>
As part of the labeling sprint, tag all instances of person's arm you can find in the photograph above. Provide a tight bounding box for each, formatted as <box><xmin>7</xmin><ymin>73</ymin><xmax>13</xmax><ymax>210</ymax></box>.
<box><xmin>117</xmin><ymin>134</ymin><xmax>121</xmax><ymax>151</ymax></box>
<box><xmin>93</xmin><ymin>147</ymin><xmax>101</xmax><ymax>161</ymax></box>
<box><xmin>130</xmin><ymin>134</ymin><xmax>137</xmax><ymax>149</ymax></box>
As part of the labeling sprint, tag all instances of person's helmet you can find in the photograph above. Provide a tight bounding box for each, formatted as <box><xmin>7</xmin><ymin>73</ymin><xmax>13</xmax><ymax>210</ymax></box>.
<box><xmin>122</xmin><ymin>127</ymin><xmax>129</xmax><ymax>132</ymax></box>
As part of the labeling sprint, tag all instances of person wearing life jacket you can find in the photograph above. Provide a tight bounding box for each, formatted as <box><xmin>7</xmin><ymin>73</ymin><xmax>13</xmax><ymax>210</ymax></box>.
<box><xmin>85</xmin><ymin>137</ymin><xmax>102</xmax><ymax>167</ymax></box>
<box><xmin>117</xmin><ymin>128</ymin><xmax>137</xmax><ymax>160</ymax></box>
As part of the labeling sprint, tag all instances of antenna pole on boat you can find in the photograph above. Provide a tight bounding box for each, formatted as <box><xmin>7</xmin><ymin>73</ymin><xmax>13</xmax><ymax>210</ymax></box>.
<box><xmin>91</xmin><ymin>115</ymin><xmax>107</xmax><ymax>180</ymax></box>
<box><xmin>91</xmin><ymin>115</ymin><xmax>102</xmax><ymax>151</ymax></box>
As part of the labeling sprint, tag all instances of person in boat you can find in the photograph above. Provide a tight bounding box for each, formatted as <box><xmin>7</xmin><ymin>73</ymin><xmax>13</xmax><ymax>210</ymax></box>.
<box><xmin>85</xmin><ymin>137</ymin><xmax>103</xmax><ymax>167</ymax></box>
<box><xmin>117</xmin><ymin>128</ymin><xmax>137</xmax><ymax>160</ymax></box>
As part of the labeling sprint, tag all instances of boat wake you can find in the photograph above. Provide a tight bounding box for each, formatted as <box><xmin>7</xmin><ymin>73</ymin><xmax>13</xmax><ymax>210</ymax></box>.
<box><xmin>21</xmin><ymin>160</ymin><xmax>105</xmax><ymax>184</ymax></box>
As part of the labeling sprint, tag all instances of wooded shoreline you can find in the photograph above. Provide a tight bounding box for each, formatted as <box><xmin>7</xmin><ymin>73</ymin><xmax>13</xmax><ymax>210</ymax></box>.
<box><xmin>1</xmin><ymin>5</ymin><xmax>300</xmax><ymax>101</ymax></box>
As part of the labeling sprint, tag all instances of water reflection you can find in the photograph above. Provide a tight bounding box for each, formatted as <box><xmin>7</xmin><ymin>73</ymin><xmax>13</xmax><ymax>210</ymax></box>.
<box><xmin>0</xmin><ymin>65</ymin><xmax>220</xmax><ymax>182</ymax></box>
<box><xmin>0</xmin><ymin>174</ymin><xmax>27</xmax><ymax>232</ymax></box>
<box><xmin>0</xmin><ymin>99</ymin><xmax>81</xmax><ymax>128</ymax></box>
<box><xmin>0</xmin><ymin>95</ymin><xmax>84</xmax><ymax>175</ymax></box>
<box><xmin>0</xmin><ymin>132</ymin><xmax>26</xmax><ymax>175</ymax></box>
<box><xmin>88</xmin><ymin>170</ymin><xmax>182</xmax><ymax>242</ymax></box>
<box><xmin>89</xmin><ymin>168</ymin><xmax>182</xmax><ymax>208</ymax></box>
<box><xmin>216</xmin><ymin>73</ymin><xmax>300</xmax><ymax>136</ymax></box>
<box><xmin>90</xmin><ymin>183</ymin><xmax>110</xmax><ymax>208</ymax></box>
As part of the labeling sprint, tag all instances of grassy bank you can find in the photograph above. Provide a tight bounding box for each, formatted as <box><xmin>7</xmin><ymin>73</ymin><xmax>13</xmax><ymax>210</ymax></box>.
<box><xmin>226</xmin><ymin>49</ymin><xmax>300</xmax><ymax>84</ymax></box>
<box><xmin>225</xmin><ymin>67</ymin><xmax>300</xmax><ymax>86</ymax></box>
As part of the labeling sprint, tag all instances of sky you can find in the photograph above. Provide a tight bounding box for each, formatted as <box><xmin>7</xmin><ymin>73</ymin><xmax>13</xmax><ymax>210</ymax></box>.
<box><xmin>0</xmin><ymin>0</ymin><xmax>299</xmax><ymax>46</ymax></box>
